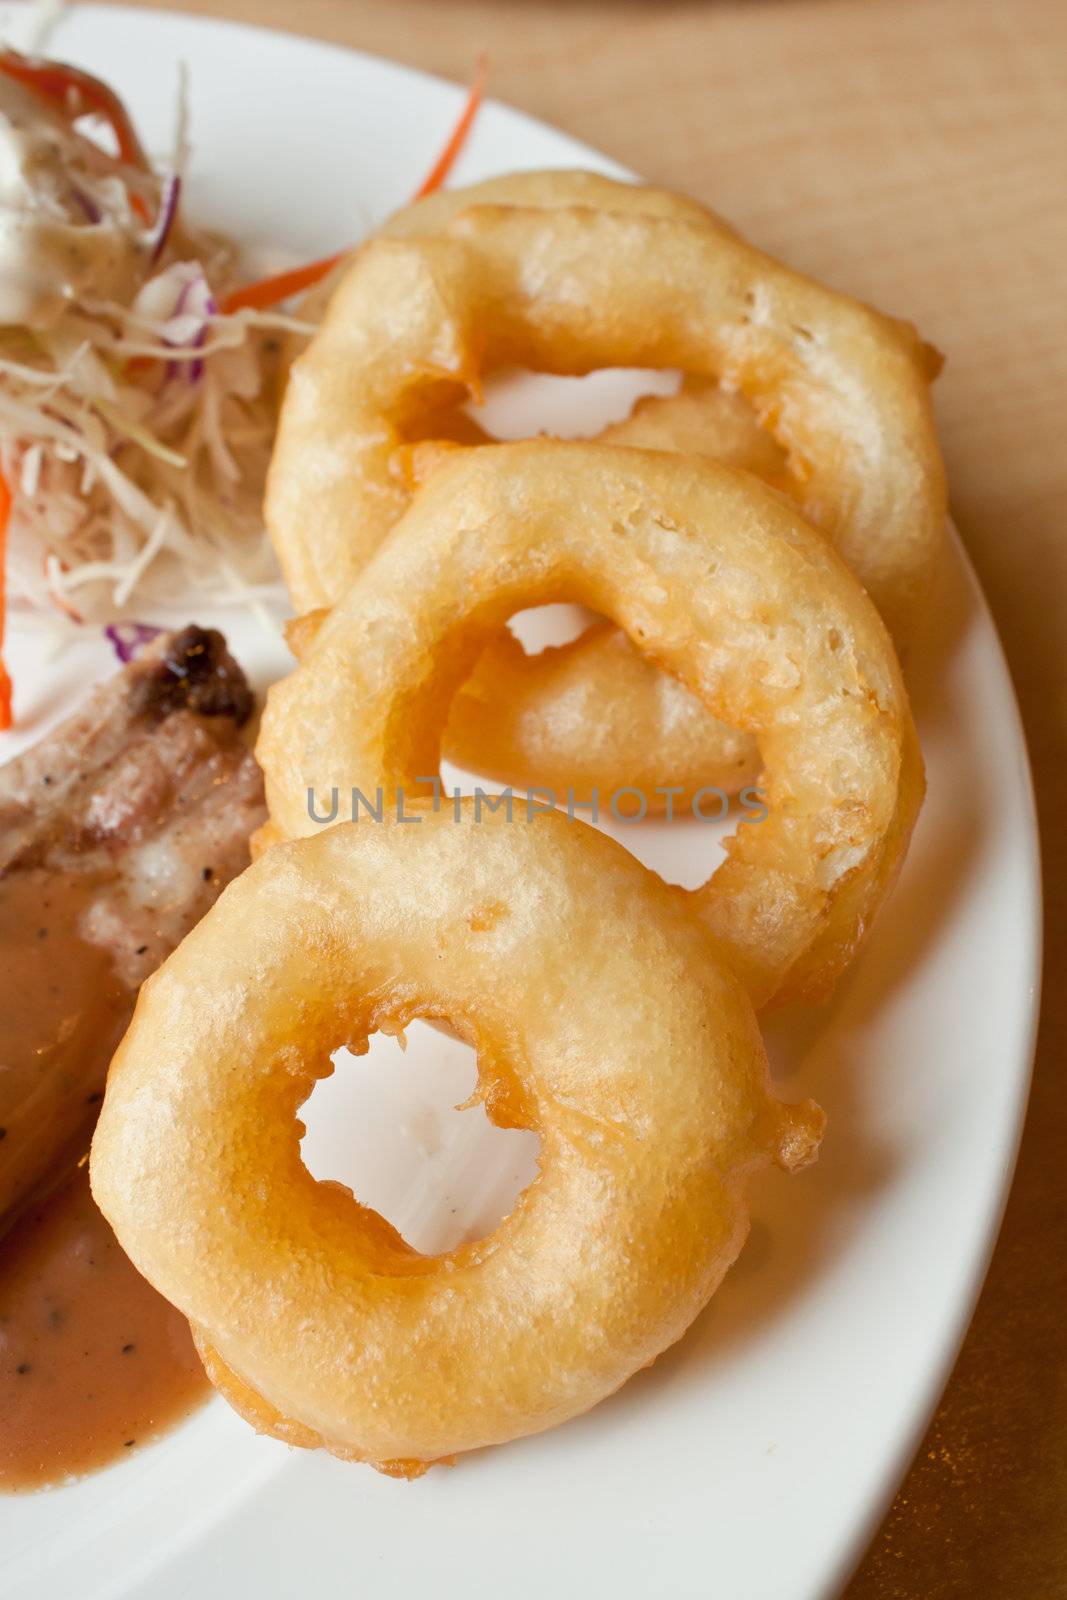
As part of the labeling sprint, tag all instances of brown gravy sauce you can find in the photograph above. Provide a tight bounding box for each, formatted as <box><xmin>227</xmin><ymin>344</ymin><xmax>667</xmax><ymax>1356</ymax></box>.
<box><xmin>0</xmin><ymin>869</ymin><xmax>129</xmax><ymax>1226</ymax></box>
<box><xmin>0</xmin><ymin>870</ymin><xmax>209</xmax><ymax>1491</ymax></box>
<box><xmin>0</xmin><ymin>1169</ymin><xmax>209</xmax><ymax>1491</ymax></box>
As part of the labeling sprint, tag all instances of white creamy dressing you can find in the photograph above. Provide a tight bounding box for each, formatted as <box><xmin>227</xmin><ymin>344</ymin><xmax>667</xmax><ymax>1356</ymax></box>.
<box><xmin>0</xmin><ymin>75</ymin><xmax>148</xmax><ymax>328</ymax></box>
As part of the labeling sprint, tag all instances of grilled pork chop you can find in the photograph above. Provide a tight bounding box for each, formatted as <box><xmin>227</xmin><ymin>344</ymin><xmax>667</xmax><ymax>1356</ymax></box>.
<box><xmin>0</xmin><ymin>626</ymin><xmax>266</xmax><ymax>1233</ymax></box>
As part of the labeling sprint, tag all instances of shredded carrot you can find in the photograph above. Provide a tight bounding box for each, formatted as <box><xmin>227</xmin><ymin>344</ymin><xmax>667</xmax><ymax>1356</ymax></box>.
<box><xmin>412</xmin><ymin>53</ymin><xmax>488</xmax><ymax>200</ymax></box>
<box><xmin>220</xmin><ymin>55</ymin><xmax>488</xmax><ymax>316</ymax></box>
<box><xmin>220</xmin><ymin>252</ymin><xmax>346</xmax><ymax>316</ymax></box>
<box><xmin>0</xmin><ymin>470</ymin><xmax>12</xmax><ymax>731</ymax></box>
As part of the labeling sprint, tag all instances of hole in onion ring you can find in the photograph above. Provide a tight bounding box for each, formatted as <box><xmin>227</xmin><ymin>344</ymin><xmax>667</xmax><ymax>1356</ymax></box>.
<box><xmin>440</xmin><ymin>587</ymin><xmax>757</xmax><ymax>816</ymax></box>
<box><xmin>462</xmin><ymin>365</ymin><xmax>682</xmax><ymax>441</ymax></box>
<box><xmin>465</xmin><ymin>369</ymin><xmax>692</xmax><ymax>661</ymax></box>
<box><xmin>299</xmin><ymin>1020</ymin><xmax>540</xmax><ymax>1256</ymax></box>
<box><xmin>506</xmin><ymin>603</ymin><xmax>594</xmax><ymax>655</ymax></box>
<box><xmin>435</xmin><ymin>749</ymin><xmax>743</xmax><ymax>894</ymax></box>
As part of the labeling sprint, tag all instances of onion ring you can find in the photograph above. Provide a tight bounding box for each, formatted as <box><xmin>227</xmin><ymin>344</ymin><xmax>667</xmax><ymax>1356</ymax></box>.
<box><xmin>90</xmin><ymin>805</ymin><xmax>824</xmax><ymax>1475</ymax></box>
<box><xmin>268</xmin><ymin>171</ymin><xmax>942</xmax><ymax>809</ymax></box>
<box><xmin>258</xmin><ymin>441</ymin><xmax>924</xmax><ymax>1009</ymax></box>
<box><xmin>270</xmin><ymin>168</ymin><xmax>944</xmax><ymax>632</ymax></box>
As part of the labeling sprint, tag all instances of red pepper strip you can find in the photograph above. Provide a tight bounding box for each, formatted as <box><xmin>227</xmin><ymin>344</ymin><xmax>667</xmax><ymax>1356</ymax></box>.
<box><xmin>0</xmin><ymin>48</ymin><xmax>152</xmax><ymax>220</ymax></box>
<box><xmin>0</xmin><ymin>470</ymin><xmax>13</xmax><ymax>731</ymax></box>
<box><xmin>220</xmin><ymin>56</ymin><xmax>488</xmax><ymax>316</ymax></box>
<box><xmin>412</xmin><ymin>53</ymin><xmax>487</xmax><ymax>200</ymax></box>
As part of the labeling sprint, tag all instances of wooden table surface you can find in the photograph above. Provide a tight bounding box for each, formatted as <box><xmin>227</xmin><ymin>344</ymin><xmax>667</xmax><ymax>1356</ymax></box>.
<box><xmin>114</xmin><ymin>0</ymin><xmax>1065</xmax><ymax>1592</ymax></box>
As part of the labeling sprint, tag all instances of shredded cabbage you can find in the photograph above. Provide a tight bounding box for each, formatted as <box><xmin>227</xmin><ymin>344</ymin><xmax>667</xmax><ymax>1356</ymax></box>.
<box><xmin>0</xmin><ymin>254</ymin><xmax>311</xmax><ymax>624</ymax></box>
<box><xmin>0</xmin><ymin>73</ymin><xmax>316</xmax><ymax>629</ymax></box>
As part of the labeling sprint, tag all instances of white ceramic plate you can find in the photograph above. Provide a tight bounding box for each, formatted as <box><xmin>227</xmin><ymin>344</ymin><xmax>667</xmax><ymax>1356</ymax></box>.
<box><xmin>0</xmin><ymin>8</ymin><xmax>1041</xmax><ymax>1599</ymax></box>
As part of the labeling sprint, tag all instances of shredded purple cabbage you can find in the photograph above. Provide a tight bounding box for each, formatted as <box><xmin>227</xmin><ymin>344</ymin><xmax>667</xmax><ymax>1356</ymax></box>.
<box><xmin>164</xmin><ymin>269</ymin><xmax>216</xmax><ymax>385</ymax></box>
<box><xmin>104</xmin><ymin>621</ymin><xmax>163</xmax><ymax>663</ymax></box>
<box><xmin>69</xmin><ymin>182</ymin><xmax>103</xmax><ymax>225</ymax></box>
<box><xmin>148</xmin><ymin>174</ymin><xmax>182</xmax><ymax>265</ymax></box>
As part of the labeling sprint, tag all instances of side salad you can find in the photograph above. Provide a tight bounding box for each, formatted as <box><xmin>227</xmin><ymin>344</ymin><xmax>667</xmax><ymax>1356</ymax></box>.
<box><xmin>0</xmin><ymin>45</ymin><xmax>486</xmax><ymax>727</ymax></box>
